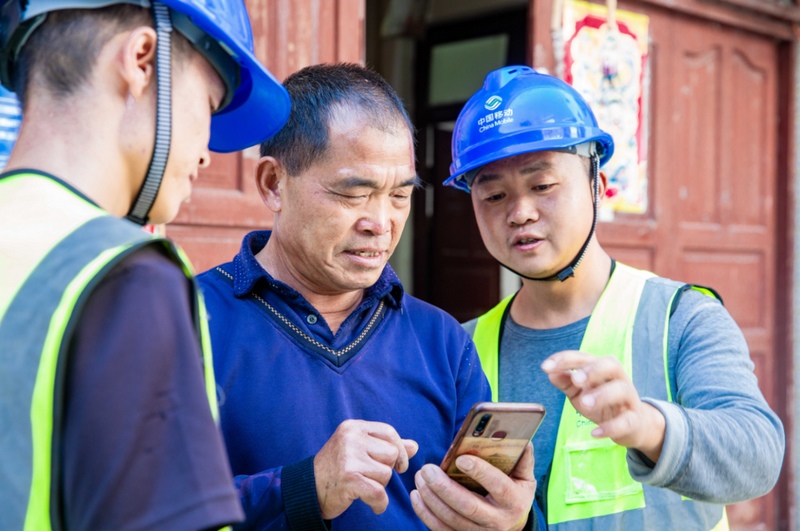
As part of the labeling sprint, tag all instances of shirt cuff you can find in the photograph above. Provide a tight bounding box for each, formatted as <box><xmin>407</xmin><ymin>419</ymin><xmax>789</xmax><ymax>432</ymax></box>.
<box><xmin>533</xmin><ymin>499</ymin><xmax>549</xmax><ymax>531</ymax></box>
<box><xmin>281</xmin><ymin>456</ymin><xmax>330</xmax><ymax>531</ymax></box>
<box><xmin>627</xmin><ymin>398</ymin><xmax>691</xmax><ymax>487</ymax></box>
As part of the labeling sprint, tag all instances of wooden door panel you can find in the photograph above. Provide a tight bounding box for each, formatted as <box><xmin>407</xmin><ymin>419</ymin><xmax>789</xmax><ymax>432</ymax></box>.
<box><xmin>669</xmin><ymin>17</ymin><xmax>776</xmax><ymax>388</ymax></box>
<box><xmin>661</xmin><ymin>12</ymin><xmax>778</xmax><ymax>531</ymax></box>
<box><xmin>602</xmin><ymin>244</ymin><xmax>654</xmax><ymax>272</ymax></box>
<box><xmin>168</xmin><ymin>149</ymin><xmax>268</xmax><ymax>272</ymax></box>
<box><xmin>727</xmin><ymin>50</ymin><xmax>772</xmax><ymax>228</ymax></box>
<box><xmin>196</xmin><ymin>152</ymin><xmax>241</xmax><ymax>189</ymax></box>
<box><xmin>166</xmin><ymin>224</ymin><xmax>261</xmax><ymax>273</ymax></box>
<box><xmin>679</xmin><ymin>250</ymin><xmax>767</xmax><ymax>328</ymax></box>
<box><xmin>592</xmin><ymin>4</ymin><xmax>781</xmax><ymax>529</ymax></box>
<box><xmin>673</xmin><ymin>44</ymin><xmax>722</xmax><ymax>225</ymax></box>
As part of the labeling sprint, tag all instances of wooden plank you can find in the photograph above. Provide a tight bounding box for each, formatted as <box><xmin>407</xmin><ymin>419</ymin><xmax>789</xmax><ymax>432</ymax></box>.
<box><xmin>251</xmin><ymin>0</ymin><xmax>364</xmax><ymax>73</ymax></box>
<box><xmin>337</xmin><ymin>0</ymin><xmax>366</xmax><ymax>64</ymax></box>
<box><xmin>633</xmin><ymin>0</ymin><xmax>794</xmax><ymax>39</ymax></box>
<box><xmin>533</xmin><ymin>0</ymin><xmax>793</xmax><ymax>69</ymax></box>
<box><xmin>529</xmin><ymin>0</ymin><xmax>555</xmax><ymax>73</ymax></box>
<box><xmin>320</xmin><ymin>0</ymin><xmax>337</xmax><ymax>64</ymax></box>
<box><xmin>701</xmin><ymin>0</ymin><xmax>800</xmax><ymax>22</ymax></box>
<box><xmin>773</xmin><ymin>39</ymin><xmax>795</xmax><ymax>531</ymax></box>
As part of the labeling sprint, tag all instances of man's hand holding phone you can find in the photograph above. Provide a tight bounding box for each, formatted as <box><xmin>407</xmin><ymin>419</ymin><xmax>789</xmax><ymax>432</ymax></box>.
<box><xmin>410</xmin><ymin>442</ymin><xmax>536</xmax><ymax>531</ymax></box>
<box><xmin>410</xmin><ymin>402</ymin><xmax>544</xmax><ymax>531</ymax></box>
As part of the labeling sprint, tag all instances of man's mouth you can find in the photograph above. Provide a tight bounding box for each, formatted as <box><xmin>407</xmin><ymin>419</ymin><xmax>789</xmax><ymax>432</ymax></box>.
<box><xmin>350</xmin><ymin>250</ymin><xmax>382</xmax><ymax>258</ymax></box>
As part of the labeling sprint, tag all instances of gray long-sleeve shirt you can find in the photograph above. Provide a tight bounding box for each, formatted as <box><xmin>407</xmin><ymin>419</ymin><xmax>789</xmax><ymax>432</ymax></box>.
<box><xmin>463</xmin><ymin>288</ymin><xmax>785</xmax><ymax>507</ymax></box>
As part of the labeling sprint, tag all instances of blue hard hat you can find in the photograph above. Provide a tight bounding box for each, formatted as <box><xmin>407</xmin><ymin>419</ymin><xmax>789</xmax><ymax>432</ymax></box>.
<box><xmin>446</xmin><ymin>65</ymin><xmax>614</xmax><ymax>193</ymax></box>
<box><xmin>0</xmin><ymin>84</ymin><xmax>20</xmax><ymax>170</ymax></box>
<box><xmin>0</xmin><ymin>0</ymin><xmax>290</xmax><ymax>153</ymax></box>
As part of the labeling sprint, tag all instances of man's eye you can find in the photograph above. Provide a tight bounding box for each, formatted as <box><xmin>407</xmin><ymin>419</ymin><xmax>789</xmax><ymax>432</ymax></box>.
<box><xmin>336</xmin><ymin>192</ymin><xmax>366</xmax><ymax>200</ymax></box>
<box><xmin>485</xmin><ymin>193</ymin><xmax>505</xmax><ymax>202</ymax></box>
<box><xmin>533</xmin><ymin>184</ymin><xmax>553</xmax><ymax>192</ymax></box>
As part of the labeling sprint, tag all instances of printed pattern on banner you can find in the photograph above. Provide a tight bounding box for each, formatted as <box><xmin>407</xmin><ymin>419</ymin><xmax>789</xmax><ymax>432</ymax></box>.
<box><xmin>562</xmin><ymin>0</ymin><xmax>650</xmax><ymax>214</ymax></box>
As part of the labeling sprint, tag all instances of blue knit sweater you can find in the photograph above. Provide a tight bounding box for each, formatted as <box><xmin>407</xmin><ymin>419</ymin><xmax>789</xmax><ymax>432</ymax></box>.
<box><xmin>198</xmin><ymin>231</ymin><xmax>491</xmax><ymax>530</ymax></box>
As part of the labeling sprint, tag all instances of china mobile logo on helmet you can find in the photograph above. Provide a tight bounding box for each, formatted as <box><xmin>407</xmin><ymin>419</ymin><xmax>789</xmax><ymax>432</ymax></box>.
<box><xmin>484</xmin><ymin>96</ymin><xmax>503</xmax><ymax>111</ymax></box>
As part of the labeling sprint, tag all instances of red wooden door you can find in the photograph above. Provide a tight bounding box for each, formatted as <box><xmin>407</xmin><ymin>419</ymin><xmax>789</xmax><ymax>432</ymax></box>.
<box><xmin>593</xmin><ymin>5</ymin><xmax>782</xmax><ymax>530</ymax></box>
<box><xmin>166</xmin><ymin>0</ymin><xmax>365</xmax><ymax>273</ymax></box>
<box><xmin>530</xmin><ymin>0</ymin><xmax>789</xmax><ymax>527</ymax></box>
<box><xmin>658</xmin><ymin>14</ymin><xmax>779</xmax><ymax>530</ymax></box>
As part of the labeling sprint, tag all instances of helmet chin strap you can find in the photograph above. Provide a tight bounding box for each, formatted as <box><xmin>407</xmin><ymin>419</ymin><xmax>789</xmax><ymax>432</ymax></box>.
<box><xmin>498</xmin><ymin>153</ymin><xmax>600</xmax><ymax>283</ymax></box>
<box><xmin>126</xmin><ymin>2</ymin><xmax>172</xmax><ymax>226</ymax></box>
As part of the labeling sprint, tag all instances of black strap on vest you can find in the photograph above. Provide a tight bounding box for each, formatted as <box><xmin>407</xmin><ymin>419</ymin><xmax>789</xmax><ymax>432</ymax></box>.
<box><xmin>668</xmin><ymin>283</ymin><xmax>724</xmax><ymax>318</ymax></box>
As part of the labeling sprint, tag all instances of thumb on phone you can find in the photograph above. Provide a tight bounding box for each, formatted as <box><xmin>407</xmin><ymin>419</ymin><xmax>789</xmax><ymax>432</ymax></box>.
<box><xmin>454</xmin><ymin>442</ymin><xmax>535</xmax><ymax>498</ymax></box>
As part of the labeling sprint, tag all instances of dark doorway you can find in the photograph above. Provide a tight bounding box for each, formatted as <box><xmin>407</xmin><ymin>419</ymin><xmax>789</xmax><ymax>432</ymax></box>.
<box><xmin>413</xmin><ymin>7</ymin><xmax>527</xmax><ymax>322</ymax></box>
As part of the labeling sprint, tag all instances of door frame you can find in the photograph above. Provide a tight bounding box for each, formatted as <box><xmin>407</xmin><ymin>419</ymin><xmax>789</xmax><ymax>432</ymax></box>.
<box><xmin>412</xmin><ymin>6</ymin><xmax>528</xmax><ymax>304</ymax></box>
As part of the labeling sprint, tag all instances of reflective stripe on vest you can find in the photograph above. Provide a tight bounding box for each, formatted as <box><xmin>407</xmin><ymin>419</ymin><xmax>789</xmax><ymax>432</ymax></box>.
<box><xmin>472</xmin><ymin>294</ymin><xmax>514</xmax><ymax>402</ymax></box>
<box><xmin>472</xmin><ymin>263</ymin><xmax>728</xmax><ymax>530</ymax></box>
<box><xmin>0</xmin><ymin>173</ymin><xmax>219</xmax><ymax>531</ymax></box>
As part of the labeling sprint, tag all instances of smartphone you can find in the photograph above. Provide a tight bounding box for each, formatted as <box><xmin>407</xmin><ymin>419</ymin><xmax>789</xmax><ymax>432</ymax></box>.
<box><xmin>440</xmin><ymin>402</ymin><xmax>545</xmax><ymax>494</ymax></box>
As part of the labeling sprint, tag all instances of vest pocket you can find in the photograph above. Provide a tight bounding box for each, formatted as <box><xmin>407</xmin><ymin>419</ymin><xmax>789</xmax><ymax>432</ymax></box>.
<box><xmin>563</xmin><ymin>438</ymin><xmax>643</xmax><ymax>504</ymax></box>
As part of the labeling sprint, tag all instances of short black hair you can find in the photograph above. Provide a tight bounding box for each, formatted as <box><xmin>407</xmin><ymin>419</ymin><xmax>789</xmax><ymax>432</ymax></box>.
<box><xmin>260</xmin><ymin>63</ymin><xmax>415</xmax><ymax>175</ymax></box>
<box><xmin>14</xmin><ymin>5</ymin><xmax>194</xmax><ymax>108</ymax></box>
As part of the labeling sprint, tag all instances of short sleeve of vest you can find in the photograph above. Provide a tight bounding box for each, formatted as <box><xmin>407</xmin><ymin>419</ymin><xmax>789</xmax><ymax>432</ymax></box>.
<box><xmin>62</xmin><ymin>246</ymin><xmax>243</xmax><ymax>531</ymax></box>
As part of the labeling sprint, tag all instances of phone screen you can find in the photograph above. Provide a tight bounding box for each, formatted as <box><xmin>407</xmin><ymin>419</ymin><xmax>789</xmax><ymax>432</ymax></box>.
<box><xmin>440</xmin><ymin>402</ymin><xmax>545</xmax><ymax>493</ymax></box>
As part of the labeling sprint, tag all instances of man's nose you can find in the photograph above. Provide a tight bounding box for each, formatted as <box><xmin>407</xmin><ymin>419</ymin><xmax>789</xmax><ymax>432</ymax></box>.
<box><xmin>358</xmin><ymin>200</ymin><xmax>392</xmax><ymax>236</ymax></box>
<box><xmin>507</xmin><ymin>195</ymin><xmax>540</xmax><ymax>226</ymax></box>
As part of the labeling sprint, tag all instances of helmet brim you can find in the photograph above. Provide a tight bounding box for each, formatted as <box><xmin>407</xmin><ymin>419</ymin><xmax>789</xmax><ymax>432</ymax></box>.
<box><xmin>445</xmin><ymin>130</ymin><xmax>614</xmax><ymax>193</ymax></box>
<box><xmin>208</xmin><ymin>52</ymin><xmax>290</xmax><ymax>153</ymax></box>
<box><xmin>160</xmin><ymin>0</ymin><xmax>290</xmax><ymax>153</ymax></box>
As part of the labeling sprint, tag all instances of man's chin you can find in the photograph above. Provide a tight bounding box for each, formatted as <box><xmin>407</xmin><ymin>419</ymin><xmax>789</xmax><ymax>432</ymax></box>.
<box><xmin>337</xmin><ymin>270</ymin><xmax>384</xmax><ymax>291</ymax></box>
<box><xmin>500</xmin><ymin>257</ymin><xmax>562</xmax><ymax>280</ymax></box>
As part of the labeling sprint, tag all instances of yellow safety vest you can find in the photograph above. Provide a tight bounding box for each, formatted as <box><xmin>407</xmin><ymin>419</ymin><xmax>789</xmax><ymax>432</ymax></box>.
<box><xmin>472</xmin><ymin>263</ymin><xmax>728</xmax><ymax>530</ymax></box>
<box><xmin>0</xmin><ymin>172</ymin><xmax>220</xmax><ymax>531</ymax></box>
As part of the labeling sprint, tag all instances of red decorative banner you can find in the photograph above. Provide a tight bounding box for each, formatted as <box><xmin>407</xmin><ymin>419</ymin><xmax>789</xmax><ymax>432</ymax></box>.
<box><xmin>562</xmin><ymin>0</ymin><xmax>650</xmax><ymax>214</ymax></box>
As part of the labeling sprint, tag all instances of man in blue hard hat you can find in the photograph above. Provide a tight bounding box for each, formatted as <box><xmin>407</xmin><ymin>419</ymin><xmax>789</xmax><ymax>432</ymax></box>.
<box><xmin>198</xmin><ymin>63</ymin><xmax>540</xmax><ymax>531</ymax></box>
<box><xmin>0</xmin><ymin>1</ymin><xmax>289</xmax><ymax>529</ymax></box>
<box><xmin>423</xmin><ymin>65</ymin><xmax>786</xmax><ymax>529</ymax></box>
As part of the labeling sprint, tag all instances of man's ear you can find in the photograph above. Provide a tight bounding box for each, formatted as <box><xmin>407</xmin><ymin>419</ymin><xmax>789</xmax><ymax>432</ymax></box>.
<box><xmin>118</xmin><ymin>26</ymin><xmax>158</xmax><ymax>99</ymax></box>
<box><xmin>597</xmin><ymin>169</ymin><xmax>609</xmax><ymax>199</ymax></box>
<box><xmin>256</xmin><ymin>156</ymin><xmax>285</xmax><ymax>212</ymax></box>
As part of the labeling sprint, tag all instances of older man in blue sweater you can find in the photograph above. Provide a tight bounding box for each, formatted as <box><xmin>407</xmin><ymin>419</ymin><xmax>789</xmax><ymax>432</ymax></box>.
<box><xmin>198</xmin><ymin>63</ymin><xmax>540</xmax><ymax>530</ymax></box>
